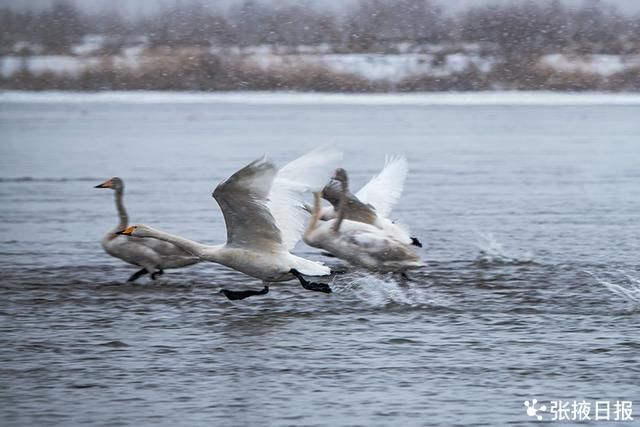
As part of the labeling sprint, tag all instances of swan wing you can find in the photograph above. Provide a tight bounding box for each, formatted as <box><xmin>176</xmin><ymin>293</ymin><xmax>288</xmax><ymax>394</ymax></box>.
<box><xmin>212</xmin><ymin>157</ymin><xmax>283</xmax><ymax>250</ymax></box>
<box><xmin>321</xmin><ymin>180</ymin><xmax>376</xmax><ymax>224</ymax></box>
<box><xmin>355</xmin><ymin>155</ymin><xmax>408</xmax><ymax>218</ymax></box>
<box><xmin>268</xmin><ymin>147</ymin><xmax>343</xmax><ymax>251</ymax></box>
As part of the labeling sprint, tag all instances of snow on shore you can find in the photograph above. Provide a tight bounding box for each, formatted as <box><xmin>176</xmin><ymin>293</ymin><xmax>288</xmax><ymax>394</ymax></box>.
<box><xmin>3</xmin><ymin>45</ymin><xmax>639</xmax><ymax>82</ymax></box>
<box><xmin>2</xmin><ymin>90</ymin><xmax>640</xmax><ymax>105</ymax></box>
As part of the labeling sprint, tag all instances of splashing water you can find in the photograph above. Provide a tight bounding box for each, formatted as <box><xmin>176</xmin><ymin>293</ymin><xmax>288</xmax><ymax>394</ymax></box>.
<box><xmin>332</xmin><ymin>272</ymin><xmax>449</xmax><ymax>308</ymax></box>
<box><xmin>473</xmin><ymin>232</ymin><xmax>533</xmax><ymax>264</ymax></box>
<box><xmin>588</xmin><ymin>270</ymin><xmax>640</xmax><ymax>305</ymax></box>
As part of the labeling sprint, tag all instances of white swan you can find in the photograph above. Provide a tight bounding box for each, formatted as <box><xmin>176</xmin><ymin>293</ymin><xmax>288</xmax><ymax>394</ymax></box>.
<box><xmin>304</xmin><ymin>169</ymin><xmax>423</xmax><ymax>273</ymax></box>
<box><xmin>317</xmin><ymin>156</ymin><xmax>422</xmax><ymax>247</ymax></box>
<box><xmin>95</xmin><ymin>177</ymin><xmax>200</xmax><ymax>282</ymax></box>
<box><xmin>118</xmin><ymin>148</ymin><xmax>343</xmax><ymax>300</ymax></box>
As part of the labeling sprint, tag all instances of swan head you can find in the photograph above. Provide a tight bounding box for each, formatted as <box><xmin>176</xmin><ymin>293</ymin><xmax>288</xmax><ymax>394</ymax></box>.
<box><xmin>95</xmin><ymin>177</ymin><xmax>124</xmax><ymax>191</ymax></box>
<box><xmin>116</xmin><ymin>224</ymin><xmax>152</xmax><ymax>237</ymax></box>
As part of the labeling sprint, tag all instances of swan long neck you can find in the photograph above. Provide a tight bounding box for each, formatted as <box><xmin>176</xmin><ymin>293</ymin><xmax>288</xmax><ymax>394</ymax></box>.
<box><xmin>332</xmin><ymin>176</ymin><xmax>349</xmax><ymax>232</ymax></box>
<box><xmin>143</xmin><ymin>228</ymin><xmax>221</xmax><ymax>261</ymax></box>
<box><xmin>305</xmin><ymin>192</ymin><xmax>323</xmax><ymax>235</ymax></box>
<box><xmin>113</xmin><ymin>187</ymin><xmax>128</xmax><ymax>232</ymax></box>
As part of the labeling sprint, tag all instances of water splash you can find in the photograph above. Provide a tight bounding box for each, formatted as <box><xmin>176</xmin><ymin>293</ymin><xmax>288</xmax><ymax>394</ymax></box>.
<box><xmin>473</xmin><ymin>232</ymin><xmax>533</xmax><ymax>264</ymax></box>
<box><xmin>588</xmin><ymin>270</ymin><xmax>640</xmax><ymax>305</ymax></box>
<box><xmin>331</xmin><ymin>272</ymin><xmax>449</xmax><ymax>308</ymax></box>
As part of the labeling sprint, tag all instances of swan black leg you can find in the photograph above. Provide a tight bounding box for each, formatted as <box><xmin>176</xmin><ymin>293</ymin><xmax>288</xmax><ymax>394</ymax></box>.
<box><xmin>151</xmin><ymin>269</ymin><xmax>164</xmax><ymax>280</ymax></box>
<box><xmin>290</xmin><ymin>269</ymin><xmax>332</xmax><ymax>294</ymax></box>
<box><xmin>410</xmin><ymin>237</ymin><xmax>423</xmax><ymax>248</ymax></box>
<box><xmin>400</xmin><ymin>272</ymin><xmax>412</xmax><ymax>282</ymax></box>
<box><xmin>220</xmin><ymin>286</ymin><xmax>269</xmax><ymax>301</ymax></box>
<box><xmin>127</xmin><ymin>268</ymin><xmax>148</xmax><ymax>282</ymax></box>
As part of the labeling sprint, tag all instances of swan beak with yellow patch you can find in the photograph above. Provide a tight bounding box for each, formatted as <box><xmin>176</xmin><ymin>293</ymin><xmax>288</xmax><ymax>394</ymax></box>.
<box><xmin>94</xmin><ymin>179</ymin><xmax>113</xmax><ymax>189</ymax></box>
<box><xmin>117</xmin><ymin>226</ymin><xmax>135</xmax><ymax>236</ymax></box>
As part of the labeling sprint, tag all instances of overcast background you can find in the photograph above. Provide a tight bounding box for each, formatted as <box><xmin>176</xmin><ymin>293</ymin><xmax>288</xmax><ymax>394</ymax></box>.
<box><xmin>3</xmin><ymin>0</ymin><xmax>640</xmax><ymax>16</ymax></box>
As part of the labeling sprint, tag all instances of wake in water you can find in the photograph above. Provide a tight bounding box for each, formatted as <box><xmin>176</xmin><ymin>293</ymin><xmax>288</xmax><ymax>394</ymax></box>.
<box><xmin>588</xmin><ymin>270</ymin><xmax>640</xmax><ymax>305</ymax></box>
<box><xmin>473</xmin><ymin>232</ymin><xmax>534</xmax><ymax>265</ymax></box>
<box><xmin>331</xmin><ymin>272</ymin><xmax>449</xmax><ymax>308</ymax></box>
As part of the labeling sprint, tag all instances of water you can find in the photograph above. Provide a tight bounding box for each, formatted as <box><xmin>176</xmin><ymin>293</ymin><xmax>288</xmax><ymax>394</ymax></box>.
<box><xmin>1</xmin><ymin>92</ymin><xmax>639</xmax><ymax>426</ymax></box>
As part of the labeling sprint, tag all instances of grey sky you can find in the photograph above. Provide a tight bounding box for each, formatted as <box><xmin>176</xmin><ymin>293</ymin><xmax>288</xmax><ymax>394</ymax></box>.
<box><xmin>2</xmin><ymin>0</ymin><xmax>640</xmax><ymax>16</ymax></box>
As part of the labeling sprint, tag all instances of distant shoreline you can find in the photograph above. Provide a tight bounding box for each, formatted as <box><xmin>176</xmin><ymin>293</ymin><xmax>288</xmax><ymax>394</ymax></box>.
<box><xmin>3</xmin><ymin>90</ymin><xmax>640</xmax><ymax>106</ymax></box>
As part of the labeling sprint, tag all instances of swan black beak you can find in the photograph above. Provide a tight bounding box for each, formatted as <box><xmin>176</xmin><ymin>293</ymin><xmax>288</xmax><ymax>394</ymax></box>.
<box><xmin>95</xmin><ymin>179</ymin><xmax>112</xmax><ymax>189</ymax></box>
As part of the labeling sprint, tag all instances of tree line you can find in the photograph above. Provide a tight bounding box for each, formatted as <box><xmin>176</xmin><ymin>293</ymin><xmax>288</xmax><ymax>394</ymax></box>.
<box><xmin>1</xmin><ymin>0</ymin><xmax>639</xmax><ymax>91</ymax></box>
<box><xmin>1</xmin><ymin>0</ymin><xmax>639</xmax><ymax>55</ymax></box>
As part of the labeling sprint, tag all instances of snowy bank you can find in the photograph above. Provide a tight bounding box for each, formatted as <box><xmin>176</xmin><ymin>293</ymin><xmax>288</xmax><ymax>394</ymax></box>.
<box><xmin>2</xmin><ymin>91</ymin><xmax>640</xmax><ymax>106</ymax></box>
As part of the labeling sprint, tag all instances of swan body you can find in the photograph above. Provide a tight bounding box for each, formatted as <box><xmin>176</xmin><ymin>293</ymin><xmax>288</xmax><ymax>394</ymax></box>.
<box><xmin>119</xmin><ymin>148</ymin><xmax>342</xmax><ymax>295</ymax></box>
<box><xmin>101</xmin><ymin>233</ymin><xmax>199</xmax><ymax>270</ymax></box>
<box><xmin>318</xmin><ymin>156</ymin><xmax>421</xmax><ymax>247</ymax></box>
<box><xmin>96</xmin><ymin>177</ymin><xmax>200</xmax><ymax>281</ymax></box>
<box><xmin>119</xmin><ymin>227</ymin><xmax>330</xmax><ymax>282</ymax></box>
<box><xmin>304</xmin><ymin>172</ymin><xmax>423</xmax><ymax>273</ymax></box>
<box><xmin>305</xmin><ymin>216</ymin><xmax>422</xmax><ymax>273</ymax></box>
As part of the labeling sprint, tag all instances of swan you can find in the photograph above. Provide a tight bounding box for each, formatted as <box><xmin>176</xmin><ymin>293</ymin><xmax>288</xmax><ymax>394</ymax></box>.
<box><xmin>95</xmin><ymin>177</ymin><xmax>200</xmax><ymax>282</ymax></box>
<box><xmin>303</xmin><ymin>168</ymin><xmax>423</xmax><ymax>273</ymax></box>
<box><xmin>118</xmin><ymin>148</ymin><xmax>343</xmax><ymax>300</ymax></box>
<box><xmin>316</xmin><ymin>156</ymin><xmax>422</xmax><ymax>247</ymax></box>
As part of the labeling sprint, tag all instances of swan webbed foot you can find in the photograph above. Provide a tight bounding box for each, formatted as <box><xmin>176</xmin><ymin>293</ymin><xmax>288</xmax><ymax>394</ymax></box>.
<box><xmin>219</xmin><ymin>286</ymin><xmax>269</xmax><ymax>300</ymax></box>
<box><xmin>302</xmin><ymin>281</ymin><xmax>332</xmax><ymax>293</ymax></box>
<box><xmin>151</xmin><ymin>269</ymin><xmax>164</xmax><ymax>280</ymax></box>
<box><xmin>400</xmin><ymin>272</ymin><xmax>412</xmax><ymax>282</ymax></box>
<box><xmin>410</xmin><ymin>237</ymin><xmax>423</xmax><ymax>248</ymax></box>
<box><xmin>127</xmin><ymin>268</ymin><xmax>149</xmax><ymax>282</ymax></box>
<box><xmin>290</xmin><ymin>269</ymin><xmax>332</xmax><ymax>294</ymax></box>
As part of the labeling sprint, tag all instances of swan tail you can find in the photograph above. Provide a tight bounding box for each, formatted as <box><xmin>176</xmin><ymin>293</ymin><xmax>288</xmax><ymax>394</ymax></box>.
<box><xmin>288</xmin><ymin>254</ymin><xmax>331</xmax><ymax>277</ymax></box>
<box><xmin>378</xmin><ymin>218</ymin><xmax>413</xmax><ymax>245</ymax></box>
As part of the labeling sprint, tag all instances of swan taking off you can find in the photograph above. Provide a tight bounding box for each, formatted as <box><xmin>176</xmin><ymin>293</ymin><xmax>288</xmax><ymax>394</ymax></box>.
<box><xmin>95</xmin><ymin>177</ymin><xmax>200</xmax><ymax>282</ymax></box>
<box><xmin>304</xmin><ymin>169</ymin><xmax>423</xmax><ymax>274</ymax></box>
<box><xmin>118</xmin><ymin>148</ymin><xmax>343</xmax><ymax>300</ymax></box>
<box><xmin>319</xmin><ymin>156</ymin><xmax>422</xmax><ymax>247</ymax></box>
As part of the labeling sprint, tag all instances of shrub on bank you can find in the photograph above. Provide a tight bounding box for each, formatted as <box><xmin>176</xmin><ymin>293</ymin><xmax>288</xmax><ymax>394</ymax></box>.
<box><xmin>0</xmin><ymin>51</ymin><xmax>637</xmax><ymax>92</ymax></box>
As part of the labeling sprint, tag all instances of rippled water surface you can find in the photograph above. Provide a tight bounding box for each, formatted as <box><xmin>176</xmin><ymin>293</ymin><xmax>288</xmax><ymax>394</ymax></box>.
<box><xmin>1</xmin><ymin>93</ymin><xmax>639</xmax><ymax>426</ymax></box>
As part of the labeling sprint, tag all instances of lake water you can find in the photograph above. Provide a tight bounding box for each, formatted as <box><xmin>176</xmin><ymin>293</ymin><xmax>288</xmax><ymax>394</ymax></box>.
<box><xmin>1</xmin><ymin>92</ymin><xmax>639</xmax><ymax>426</ymax></box>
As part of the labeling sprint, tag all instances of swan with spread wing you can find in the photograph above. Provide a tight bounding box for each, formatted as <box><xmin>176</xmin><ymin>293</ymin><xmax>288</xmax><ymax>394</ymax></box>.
<box><xmin>118</xmin><ymin>148</ymin><xmax>343</xmax><ymax>300</ymax></box>
<box><xmin>95</xmin><ymin>177</ymin><xmax>200</xmax><ymax>282</ymax></box>
<box><xmin>316</xmin><ymin>156</ymin><xmax>422</xmax><ymax>247</ymax></box>
<box><xmin>304</xmin><ymin>168</ymin><xmax>423</xmax><ymax>273</ymax></box>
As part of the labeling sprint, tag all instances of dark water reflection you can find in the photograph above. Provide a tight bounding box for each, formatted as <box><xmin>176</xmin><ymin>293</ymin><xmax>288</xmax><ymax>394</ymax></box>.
<box><xmin>1</xmin><ymin>95</ymin><xmax>639</xmax><ymax>426</ymax></box>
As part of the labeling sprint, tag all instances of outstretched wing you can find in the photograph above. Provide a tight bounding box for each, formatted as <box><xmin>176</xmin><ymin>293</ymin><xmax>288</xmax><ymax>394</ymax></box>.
<box><xmin>268</xmin><ymin>147</ymin><xmax>343</xmax><ymax>251</ymax></box>
<box><xmin>212</xmin><ymin>157</ymin><xmax>282</xmax><ymax>250</ymax></box>
<box><xmin>355</xmin><ymin>155</ymin><xmax>408</xmax><ymax>218</ymax></box>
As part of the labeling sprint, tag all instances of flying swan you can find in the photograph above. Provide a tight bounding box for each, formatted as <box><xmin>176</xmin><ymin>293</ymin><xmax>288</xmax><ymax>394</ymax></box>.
<box><xmin>316</xmin><ymin>156</ymin><xmax>422</xmax><ymax>247</ymax></box>
<box><xmin>118</xmin><ymin>148</ymin><xmax>343</xmax><ymax>300</ymax></box>
<box><xmin>304</xmin><ymin>168</ymin><xmax>423</xmax><ymax>273</ymax></box>
<box><xmin>95</xmin><ymin>177</ymin><xmax>200</xmax><ymax>282</ymax></box>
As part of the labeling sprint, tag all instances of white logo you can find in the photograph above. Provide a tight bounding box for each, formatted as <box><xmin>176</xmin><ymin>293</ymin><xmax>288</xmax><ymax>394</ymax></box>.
<box><xmin>524</xmin><ymin>399</ymin><xmax>633</xmax><ymax>422</ymax></box>
<box><xmin>524</xmin><ymin>399</ymin><xmax>547</xmax><ymax>421</ymax></box>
